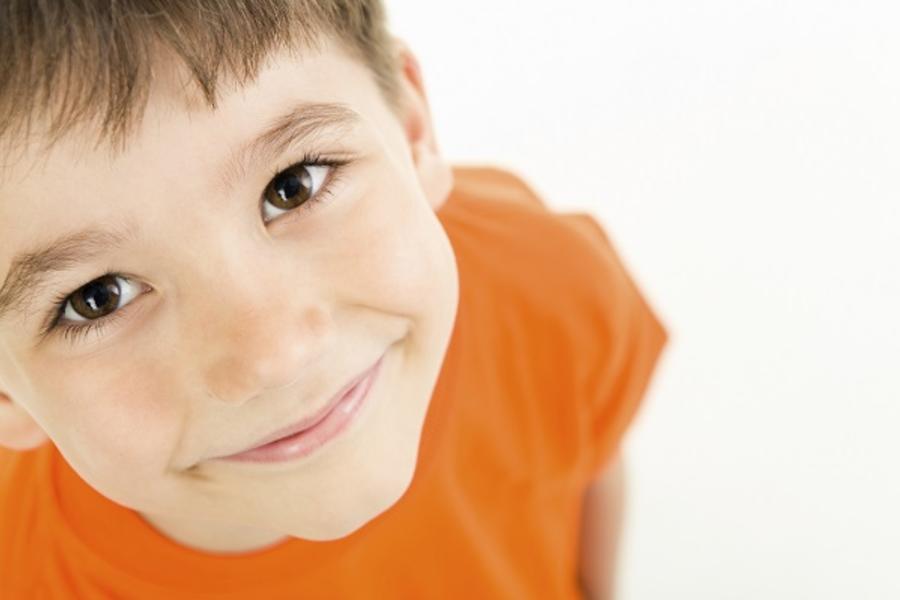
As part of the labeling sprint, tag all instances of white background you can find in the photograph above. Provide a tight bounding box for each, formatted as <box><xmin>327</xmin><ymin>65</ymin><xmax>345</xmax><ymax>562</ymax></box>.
<box><xmin>387</xmin><ymin>2</ymin><xmax>900</xmax><ymax>599</ymax></box>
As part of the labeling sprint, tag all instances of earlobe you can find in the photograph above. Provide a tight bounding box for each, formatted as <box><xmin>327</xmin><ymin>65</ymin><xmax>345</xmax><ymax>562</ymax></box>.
<box><xmin>391</xmin><ymin>38</ymin><xmax>454</xmax><ymax>211</ymax></box>
<box><xmin>0</xmin><ymin>392</ymin><xmax>49</xmax><ymax>451</ymax></box>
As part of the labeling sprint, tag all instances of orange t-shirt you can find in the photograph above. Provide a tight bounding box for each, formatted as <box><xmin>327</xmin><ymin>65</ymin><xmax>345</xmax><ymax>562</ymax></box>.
<box><xmin>0</xmin><ymin>166</ymin><xmax>669</xmax><ymax>598</ymax></box>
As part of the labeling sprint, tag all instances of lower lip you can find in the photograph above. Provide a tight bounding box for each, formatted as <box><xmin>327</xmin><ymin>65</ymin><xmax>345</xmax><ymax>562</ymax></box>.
<box><xmin>215</xmin><ymin>355</ymin><xmax>384</xmax><ymax>464</ymax></box>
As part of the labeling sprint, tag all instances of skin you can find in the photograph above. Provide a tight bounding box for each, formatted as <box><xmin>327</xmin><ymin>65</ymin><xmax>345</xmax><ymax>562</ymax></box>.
<box><xmin>0</xmin><ymin>35</ymin><xmax>459</xmax><ymax>553</ymax></box>
<box><xmin>579</xmin><ymin>452</ymin><xmax>626</xmax><ymax>600</ymax></box>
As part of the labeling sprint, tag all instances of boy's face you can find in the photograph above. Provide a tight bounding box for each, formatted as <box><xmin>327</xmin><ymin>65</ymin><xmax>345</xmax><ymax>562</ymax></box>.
<box><xmin>0</xmin><ymin>37</ymin><xmax>458</xmax><ymax>551</ymax></box>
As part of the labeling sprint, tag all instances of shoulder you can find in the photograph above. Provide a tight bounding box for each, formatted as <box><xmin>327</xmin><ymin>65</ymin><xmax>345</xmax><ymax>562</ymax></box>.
<box><xmin>439</xmin><ymin>165</ymin><xmax>669</xmax><ymax>477</ymax></box>
<box><xmin>443</xmin><ymin>165</ymin><xmax>549</xmax><ymax>210</ymax></box>
<box><xmin>439</xmin><ymin>164</ymin><xmax>636</xmax><ymax>334</ymax></box>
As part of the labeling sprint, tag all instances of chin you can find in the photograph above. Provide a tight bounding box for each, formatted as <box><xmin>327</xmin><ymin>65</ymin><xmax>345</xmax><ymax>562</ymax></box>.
<box><xmin>290</xmin><ymin>456</ymin><xmax>418</xmax><ymax>542</ymax></box>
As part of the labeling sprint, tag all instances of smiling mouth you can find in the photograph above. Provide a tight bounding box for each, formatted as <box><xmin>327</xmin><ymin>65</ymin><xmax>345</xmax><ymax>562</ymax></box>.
<box><xmin>210</xmin><ymin>352</ymin><xmax>385</xmax><ymax>463</ymax></box>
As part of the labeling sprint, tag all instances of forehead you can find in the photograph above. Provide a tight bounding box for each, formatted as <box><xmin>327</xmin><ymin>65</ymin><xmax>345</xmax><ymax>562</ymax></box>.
<box><xmin>0</xmin><ymin>37</ymin><xmax>384</xmax><ymax>207</ymax></box>
<box><xmin>1</xmin><ymin>37</ymin><xmax>377</xmax><ymax>185</ymax></box>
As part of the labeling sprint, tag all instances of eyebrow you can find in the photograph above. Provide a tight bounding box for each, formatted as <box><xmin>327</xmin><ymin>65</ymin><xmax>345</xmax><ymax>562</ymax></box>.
<box><xmin>0</xmin><ymin>225</ymin><xmax>136</xmax><ymax>324</ymax></box>
<box><xmin>0</xmin><ymin>101</ymin><xmax>361</xmax><ymax>324</ymax></box>
<box><xmin>217</xmin><ymin>101</ymin><xmax>361</xmax><ymax>195</ymax></box>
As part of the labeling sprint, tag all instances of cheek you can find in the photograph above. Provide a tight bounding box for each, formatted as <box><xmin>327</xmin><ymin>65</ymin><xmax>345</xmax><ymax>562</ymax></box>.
<box><xmin>331</xmin><ymin>175</ymin><xmax>452</xmax><ymax>310</ymax></box>
<box><xmin>28</xmin><ymin>353</ymin><xmax>183</xmax><ymax>478</ymax></box>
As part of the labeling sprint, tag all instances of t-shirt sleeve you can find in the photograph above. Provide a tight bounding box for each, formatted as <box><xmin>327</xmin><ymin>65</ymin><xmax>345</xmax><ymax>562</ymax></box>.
<box><xmin>561</xmin><ymin>212</ymin><xmax>670</xmax><ymax>478</ymax></box>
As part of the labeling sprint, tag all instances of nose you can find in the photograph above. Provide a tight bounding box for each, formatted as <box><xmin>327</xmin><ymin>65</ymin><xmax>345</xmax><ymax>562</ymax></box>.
<box><xmin>198</xmin><ymin>287</ymin><xmax>333</xmax><ymax>405</ymax></box>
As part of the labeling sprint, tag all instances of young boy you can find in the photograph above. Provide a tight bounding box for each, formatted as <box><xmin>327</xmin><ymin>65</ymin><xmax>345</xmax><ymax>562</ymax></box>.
<box><xmin>0</xmin><ymin>1</ymin><xmax>668</xmax><ymax>598</ymax></box>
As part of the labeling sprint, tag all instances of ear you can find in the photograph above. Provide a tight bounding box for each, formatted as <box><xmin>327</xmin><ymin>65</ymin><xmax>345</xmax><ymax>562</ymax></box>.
<box><xmin>0</xmin><ymin>391</ymin><xmax>49</xmax><ymax>451</ymax></box>
<box><xmin>391</xmin><ymin>37</ymin><xmax>454</xmax><ymax>211</ymax></box>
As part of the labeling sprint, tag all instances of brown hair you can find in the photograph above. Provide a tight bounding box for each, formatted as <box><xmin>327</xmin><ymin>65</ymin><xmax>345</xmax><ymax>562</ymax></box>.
<box><xmin>0</xmin><ymin>0</ymin><xmax>399</xmax><ymax>157</ymax></box>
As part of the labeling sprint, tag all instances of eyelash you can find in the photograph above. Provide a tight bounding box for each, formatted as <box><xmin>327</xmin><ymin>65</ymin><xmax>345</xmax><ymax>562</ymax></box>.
<box><xmin>42</xmin><ymin>152</ymin><xmax>349</xmax><ymax>344</ymax></box>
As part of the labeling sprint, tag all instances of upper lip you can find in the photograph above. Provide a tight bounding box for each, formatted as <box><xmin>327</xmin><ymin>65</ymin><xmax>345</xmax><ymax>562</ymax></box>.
<box><xmin>219</xmin><ymin>358</ymin><xmax>378</xmax><ymax>458</ymax></box>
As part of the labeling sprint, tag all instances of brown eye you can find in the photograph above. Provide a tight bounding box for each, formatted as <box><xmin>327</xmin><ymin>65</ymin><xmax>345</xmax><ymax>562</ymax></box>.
<box><xmin>265</xmin><ymin>165</ymin><xmax>312</xmax><ymax>210</ymax></box>
<box><xmin>261</xmin><ymin>163</ymin><xmax>330</xmax><ymax>222</ymax></box>
<box><xmin>62</xmin><ymin>275</ymin><xmax>142</xmax><ymax>323</ymax></box>
<box><xmin>70</xmin><ymin>275</ymin><xmax>121</xmax><ymax>319</ymax></box>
